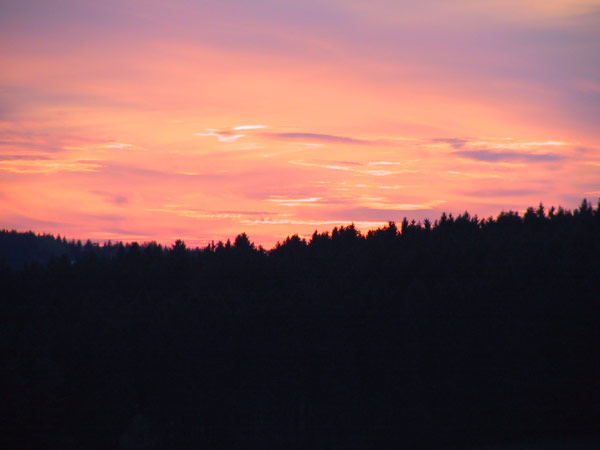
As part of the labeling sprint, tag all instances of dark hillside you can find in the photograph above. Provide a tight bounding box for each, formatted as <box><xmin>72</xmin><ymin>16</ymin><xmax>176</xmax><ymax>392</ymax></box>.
<box><xmin>1</xmin><ymin>200</ymin><xmax>599</xmax><ymax>449</ymax></box>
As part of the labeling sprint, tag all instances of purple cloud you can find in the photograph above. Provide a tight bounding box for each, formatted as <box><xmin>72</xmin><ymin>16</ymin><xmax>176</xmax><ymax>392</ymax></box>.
<box><xmin>454</xmin><ymin>150</ymin><xmax>563</xmax><ymax>163</ymax></box>
<box><xmin>264</xmin><ymin>132</ymin><xmax>371</xmax><ymax>145</ymax></box>
<box><xmin>432</xmin><ymin>138</ymin><xmax>468</xmax><ymax>149</ymax></box>
<box><xmin>0</xmin><ymin>154</ymin><xmax>51</xmax><ymax>161</ymax></box>
<box><xmin>465</xmin><ymin>188</ymin><xmax>540</xmax><ymax>197</ymax></box>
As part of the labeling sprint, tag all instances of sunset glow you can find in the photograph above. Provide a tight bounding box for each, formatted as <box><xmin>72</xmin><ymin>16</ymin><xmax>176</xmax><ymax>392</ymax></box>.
<box><xmin>2</xmin><ymin>0</ymin><xmax>599</xmax><ymax>247</ymax></box>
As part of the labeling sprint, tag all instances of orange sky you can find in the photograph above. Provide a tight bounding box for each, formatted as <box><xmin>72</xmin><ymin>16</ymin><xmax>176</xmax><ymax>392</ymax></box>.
<box><xmin>1</xmin><ymin>0</ymin><xmax>599</xmax><ymax>247</ymax></box>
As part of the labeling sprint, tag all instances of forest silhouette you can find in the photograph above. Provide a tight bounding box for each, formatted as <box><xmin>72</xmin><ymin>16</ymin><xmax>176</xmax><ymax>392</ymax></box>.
<box><xmin>1</xmin><ymin>199</ymin><xmax>599</xmax><ymax>449</ymax></box>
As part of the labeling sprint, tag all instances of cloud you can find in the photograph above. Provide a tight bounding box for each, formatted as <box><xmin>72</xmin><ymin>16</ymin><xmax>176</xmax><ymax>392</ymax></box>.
<box><xmin>102</xmin><ymin>142</ymin><xmax>137</xmax><ymax>150</ymax></box>
<box><xmin>447</xmin><ymin>170</ymin><xmax>501</xmax><ymax>179</ymax></box>
<box><xmin>148</xmin><ymin>206</ymin><xmax>277</xmax><ymax>221</ymax></box>
<box><xmin>367</xmin><ymin>161</ymin><xmax>406</xmax><ymax>166</ymax></box>
<box><xmin>213</xmin><ymin>209</ymin><xmax>275</xmax><ymax>216</ymax></box>
<box><xmin>194</xmin><ymin>125</ymin><xmax>266</xmax><ymax>145</ymax></box>
<box><xmin>363</xmin><ymin>169</ymin><xmax>396</xmax><ymax>176</ymax></box>
<box><xmin>241</xmin><ymin>218</ymin><xmax>387</xmax><ymax>228</ymax></box>
<box><xmin>289</xmin><ymin>159</ymin><xmax>416</xmax><ymax>176</ymax></box>
<box><xmin>244</xmin><ymin>184</ymin><xmax>326</xmax><ymax>201</ymax></box>
<box><xmin>92</xmin><ymin>227</ymin><xmax>148</xmax><ymax>237</ymax></box>
<box><xmin>431</xmin><ymin>138</ymin><xmax>468</xmax><ymax>149</ymax></box>
<box><xmin>1</xmin><ymin>213</ymin><xmax>72</xmax><ymax>230</ymax></box>
<box><xmin>83</xmin><ymin>213</ymin><xmax>126</xmax><ymax>222</ymax></box>
<box><xmin>264</xmin><ymin>132</ymin><xmax>372</xmax><ymax>145</ymax></box>
<box><xmin>331</xmin><ymin>160</ymin><xmax>363</xmax><ymax>166</ymax></box>
<box><xmin>465</xmin><ymin>188</ymin><xmax>540</xmax><ymax>197</ymax></box>
<box><xmin>149</xmin><ymin>208</ymin><xmax>242</xmax><ymax>220</ymax></box>
<box><xmin>90</xmin><ymin>190</ymin><xmax>129</xmax><ymax>205</ymax></box>
<box><xmin>454</xmin><ymin>150</ymin><xmax>564</xmax><ymax>163</ymax></box>
<box><xmin>233</xmin><ymin>125</ymin><xmax>267</xmax><ymax>130</ymax></box>
<box><xmin>87</xmin><ymin>162</ymin><xmax>162</xmax><ymax>177</ymax></box>
<box><xmin>467</xmin><ymin>140</ymin><xmax>568</xmax><ymax>150</ymax></box>
<box><xmin>266</xmin><ymin>196</ymin><xmax>323</xmax><ymax>206</ymax></box>
<box><xmin>0</xmin><ymin>154</ymin><xmax>51</xmax><ymax>161</ymax></box>
<box><xmin>0</xmin><ymin>140</ymin><xmax>63</xmax><ymax>153</ymax></box>
<box><xmin>0</xmin><ymin>130</ymin><xmax>118</xmax><ymax>154</ymax></box>
<box><xmin>112</xmin><ymin>195</ymin><xmax>128</xmax><ymax>205</ymax></box>
<box><xmin>0</xmin><ymin>158</ymin><xmax>102</xmax><ymax>174</ymax></box>
<box><xmin>195</xmin><ymin>131</ymin><xmax>245</xmax><ymax>143</ymax></box>
<box><xmin>290</xmin><ymin>160</ymin><xmax>353</xmax><ymax>171</ymax></box>
<box><xmin>93</xmin><ymin>162</ymin><xmax>224</xmax><ymax>180</ymax></box>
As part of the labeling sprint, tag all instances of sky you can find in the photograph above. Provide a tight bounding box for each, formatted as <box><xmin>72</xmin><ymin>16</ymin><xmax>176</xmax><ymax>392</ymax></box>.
<box><xmin>1</xmin><ymin>0</ymin><xmax>599</xmax><ymax>247</ymax></box>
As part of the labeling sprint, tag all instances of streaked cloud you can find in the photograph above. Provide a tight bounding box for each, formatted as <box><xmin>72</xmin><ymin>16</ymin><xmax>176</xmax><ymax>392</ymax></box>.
<box><xmin>196</xmin><ymin>131</ymin><xmax>245</xmax><ymax>143</ymax></box>
<box><xmin>472</xmin><ymin>141</ymin><xmax>568</xmax><ymax>150</ymax></box>
<box><xmin>289</xmin><ymin>159</ymin><xmax>417</xmax><ymax>176</ymax></box>
<box><xmin>368</xmin><ymin>161</ymin><xmax>409</xmax><ymax>166</ymax></box>
<box><xmin>0</xmin><ymin>158</ymin><xmax>102</xmax><ymax>174</ymax></box>
<box><xmin>148</xmin><ymin>205</ymin><xmax>281</xmax><ymax>223</ymax></box>
<box><xmin>149</xmin><ymin>208</ymin><xmax>252</xmax><ymax>220</ymax></box>
<box><xmin>447</xmin><ymin>170</ymin><xmax>502</xmax><ymax>179</ymax></box>
<box><xmin>266</xmin><ymin>197</ymin><xmax>323</xmax><ymax>206</ymax></box>
<box><xmin>241</xmin><ymin>218</ymin><xmax>387</xmax><ymax>228</ymax></box>
<box><xmin>90</xmin><ymin>190</ymin><xmax>130</xmax><ymax>205</ymax></box>
<box><xmin>102</xmin><ymin>142</ymin><xmax>137</xmax><ymax>150</ymax></box>
<box><xmin>431</xmin><ymin>138</ymin><xmax>468</xmax><ymax>149</ymax></box>
<box><xmin>0</xmin><ymin>154</ymin><xmax>51</xmax><ymax>161</ymax></box>
<box><xmin>454</xmin><ymin>150</ymin><xmax>564</xmax><ymax>163</ymax></box>
<box><xmin>464</xmin><ymin>189</ymin><xmax>540</xmax><ymax>198</ymax></box>
<box><xmin>290</xmin><ymin>160</ymin><xmax>352</xmax><ymax>171</ymax></box>
<box><xmin>233</xmin><ymin>125</ymin><xmax>267</xmax><ymax>130</ymax></box>
<box><xmin>264</xmin><ymin>132</ymin><xmax>375</xmax><ymax>145</ymax></box>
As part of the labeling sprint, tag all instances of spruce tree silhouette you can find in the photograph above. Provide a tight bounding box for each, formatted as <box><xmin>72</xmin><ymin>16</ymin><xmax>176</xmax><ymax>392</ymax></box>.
<box><xmin>1</xmin><ymin>199</ymin><xmax>599</xmax><ymax>449</ymax></box>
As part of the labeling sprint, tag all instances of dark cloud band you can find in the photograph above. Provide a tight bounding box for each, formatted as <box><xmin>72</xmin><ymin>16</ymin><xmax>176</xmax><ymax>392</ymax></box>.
<box><xmin>454</xmin><ymin>150</ymin><xmax>563</xmax><ymax>163</ymax></box>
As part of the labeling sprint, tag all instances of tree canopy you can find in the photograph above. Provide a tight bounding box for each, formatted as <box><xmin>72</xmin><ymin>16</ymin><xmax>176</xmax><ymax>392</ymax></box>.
<box><xmin>1</xmin><ymin>199</ymin><xmax>599</xmax><ymax>449</ymax></box>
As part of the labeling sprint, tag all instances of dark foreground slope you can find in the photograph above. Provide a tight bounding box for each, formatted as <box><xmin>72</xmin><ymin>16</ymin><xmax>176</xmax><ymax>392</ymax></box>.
<box><xmin>2</xmin><ymin>201</ymin><xmax>600</xmax><ymax>449</ymax></box>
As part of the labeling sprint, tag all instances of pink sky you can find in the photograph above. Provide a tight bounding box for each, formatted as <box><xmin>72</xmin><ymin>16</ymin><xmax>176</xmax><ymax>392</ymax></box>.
<box><xmin>1</xmin><ymin>0</ymin><xmax>599</xmax><ymax>247</ymax></box>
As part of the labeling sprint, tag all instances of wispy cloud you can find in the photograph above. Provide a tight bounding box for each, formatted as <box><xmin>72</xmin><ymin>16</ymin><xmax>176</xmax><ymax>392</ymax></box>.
<box><xmin>233</xmin><ymin>125</ymin><xmax>267</xmax><ymax>130</ymax></box>
<box><xmin>264</xmin><ymin>132</ymin><xmax>376</xmax><ymax>145</ymax></box>
<box><xmin>88</xmin><ymin>228</ymin><xmax>149</xmax><ymax>238</ymax></box>
<box><xmin>94</xmin><ymin>163</ymin><xmax>167</xmax><ymax>178</ymax></box>
<box><xmin>353</xmin><ymin>198</ymin><xmax>445</xmax><ymax>211</ymax></box>
<box><xmin>266</xmin><ymin>196</ymin><xmax>323</xmax><ymax>206</ymax></box>
<box><xmin>1</xmin><ymin>213</ymin><xmax>72</xmax><ymax>230</ymax></box>
<box><xmin>148</xmin><ymin>206</ymin><xmax>277</xmax><ymax>221</ymax></box>
<box><xmin>447</xmin><ymin>170</ymin><xmax>501</xmax><ymax>179</ymax></box>
<box><xmin>0</xmin><ymin>154</ymin><xmax>51</xmax><ymax>161</ymax></box>
<box><xmin>90</xmin><ymin>190</ymin><xmax>130</xmax><ymax>205</ymax></box>
<box><xmin>149</xmin><ymin>208</ymin><xmax>250</xmax><ymax>220</ymax></box>
<box><xmin>431</xmin><ymin>138</ymin><xmax>468</xmax><ymax>149</ymax></box>
<box><xmin>290</xmin><ymin>159</ymin><xmax>417</xmax><ymax>176</ymax></box>
<box><xmin>466</xmin><ymin>140</ymin><xmax>568</xmax><ymax>150</ymax></box>
<box><xmin>102</xmin><ymin>142</ymin><xmax>138</xmax><ymax>150</ymax></box>
<box><xmin>332</xmin><ymin>160</ymin><xmax>363</xmax><ymax>166</ymax></box>
<box><xmin>368</xmin><ymin>161</ymin><xmax>410</xmax><ymax>166</ymax></box>
<box><xmin>0</xmin><ymin>158</ymin><xmax>102</xmax><ymax>174</ymax></box>
<box><xmin>464</xmin><ymin>188</ymin><xmax>540</xmax><ymax>197</ymax></box>
<box><xmin>454</xmin><ymin>150</ymin><xmax>564</xmax><ymax>163</ymax></box>
<box><xmin>195</xmin><ymin>130</ymin><xmax>245</xmax><ymax>143</ymax></box>
<box><xmin>241</xmin><ymin>218</ymin><xmax>387</xmax><ymax>228</ymax></box>
<box><xmin>290</xmin><ymin>160</ymin><xmax>352</xmax><ymax>171</ymax></box>
<box><xmin>195</xmin><ymin>125</ymin><xmax>267</xmax><ymax>143</ymax></box>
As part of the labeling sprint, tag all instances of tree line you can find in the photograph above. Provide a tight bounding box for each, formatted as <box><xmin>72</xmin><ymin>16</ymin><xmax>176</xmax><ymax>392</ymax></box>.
<box><xmin>1</xmin><ymin>199</ymin><xmax>599</xmax><ymax>449</ymax></box>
